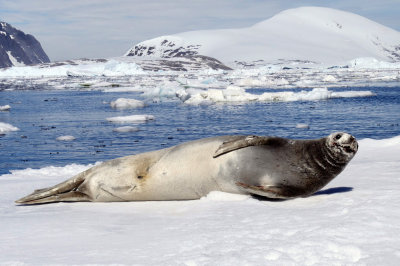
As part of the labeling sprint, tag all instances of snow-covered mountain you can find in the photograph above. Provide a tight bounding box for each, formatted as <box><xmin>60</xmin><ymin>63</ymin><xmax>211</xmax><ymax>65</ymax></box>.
<box><xmin>125</xmin><ymin>7</ymin><xmax>400</xmax><ymax>65</ymax></box>
<box><xmin>0</xmin><ymin>21</ymin><xmax>50</xmax><ymax>68</ymax></box>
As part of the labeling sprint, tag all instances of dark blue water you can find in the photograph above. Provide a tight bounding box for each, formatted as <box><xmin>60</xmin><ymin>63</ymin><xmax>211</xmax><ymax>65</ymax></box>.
<box><xmin>1</xmin><ymin>87</ymin><xmax>399</xmax><ymax>174</ymax></box>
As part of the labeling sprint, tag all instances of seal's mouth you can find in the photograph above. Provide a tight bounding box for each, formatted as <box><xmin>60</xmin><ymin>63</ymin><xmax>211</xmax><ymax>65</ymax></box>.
<box><xmin>343</xmin><ymin>145</ymin><xmax>355</xmax><ymax>153</ymax></box>
<box><xmin>340</xmin><ymin>141</ymin><xmax>358</xmax><ymax>154</ymax></box>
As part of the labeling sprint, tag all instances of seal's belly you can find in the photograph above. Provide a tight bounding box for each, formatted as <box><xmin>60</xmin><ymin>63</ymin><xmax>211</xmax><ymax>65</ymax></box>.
<box><xmin>82</xmin><ymin>138</ymin><xmax>240</xmax><ymax>201</ymax></box>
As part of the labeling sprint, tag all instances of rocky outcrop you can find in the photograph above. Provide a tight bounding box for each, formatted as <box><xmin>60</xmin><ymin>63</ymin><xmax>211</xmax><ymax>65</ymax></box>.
<box><xmin>0</xmin><ymin>21</ymin><xmax>50</xmax><ymax>68</ymax></box>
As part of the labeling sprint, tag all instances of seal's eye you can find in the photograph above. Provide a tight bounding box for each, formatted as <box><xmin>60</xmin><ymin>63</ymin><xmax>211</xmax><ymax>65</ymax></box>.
<box><xmin>335</xmin><ymin>134</ymin><xmax>342</xmax><ymax>140</ymax></box>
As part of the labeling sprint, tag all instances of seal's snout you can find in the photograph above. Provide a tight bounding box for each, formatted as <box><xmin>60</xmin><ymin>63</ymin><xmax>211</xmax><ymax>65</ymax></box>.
<box><xmin>328</xmin><ymin>132</ymin><xmax>358</xmax><ymax>157</ymax></box>
<box><xmin>346</xmin><ymin>135</ymin><xmax>358</xmax><ymax>153</ymax></box>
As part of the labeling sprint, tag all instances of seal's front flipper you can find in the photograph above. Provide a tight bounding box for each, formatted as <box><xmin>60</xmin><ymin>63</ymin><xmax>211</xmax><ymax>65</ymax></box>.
<box><xmin>15</xmin><ymin>173</ymin><xmax>90</xmax><ymax>205</ymax></box>
<box><xmin>213</xmin><ymin>135</ymin><xmax>288</xmax><ymax>158</ymax></box>
<box><xmin>236</xmin><ymin>182</ymin><xmax>303</xmax><ymax>199</ymax></box>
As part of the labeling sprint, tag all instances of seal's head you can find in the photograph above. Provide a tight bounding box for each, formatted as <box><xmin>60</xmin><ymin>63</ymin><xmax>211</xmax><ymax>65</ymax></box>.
<box><xmin>326</xmin><ymin>132</ymin><xmax>358</xmax><ymax>161</ymax></box>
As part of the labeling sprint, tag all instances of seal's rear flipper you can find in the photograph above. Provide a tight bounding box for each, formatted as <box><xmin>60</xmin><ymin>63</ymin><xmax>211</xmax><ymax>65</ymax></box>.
<box><xmin>16</xmin><ymin>191</ymin><xmax>91</xmax><ymax>205</ymax></box>
<box><xmin>15</xmin><ymin>174</ymin><xmax>90</xmax><ymax>205</ymax></box>
<box><xmin>236</xmin><ymin>182</ymin><xmax>303</xmax><ymax>199</ymax></box>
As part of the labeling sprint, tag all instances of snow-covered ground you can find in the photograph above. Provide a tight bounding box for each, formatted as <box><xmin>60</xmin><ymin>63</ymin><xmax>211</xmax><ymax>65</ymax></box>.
<box><xmin>0</xmin><ymin>59</ymin><xmax>146</xmax><ymax>78</ymax></box>
<box><xmin>0</xmin><ymin>136</ymin><xmax>399</xmax><ymax>265</ymax></box>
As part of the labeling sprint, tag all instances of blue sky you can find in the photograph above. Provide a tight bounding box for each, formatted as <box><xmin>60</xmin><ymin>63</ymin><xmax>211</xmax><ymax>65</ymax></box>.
<box><xmin>1</xmin><ymin>0</ymin><xmax>399</xmax><ymax>61</ymax></box>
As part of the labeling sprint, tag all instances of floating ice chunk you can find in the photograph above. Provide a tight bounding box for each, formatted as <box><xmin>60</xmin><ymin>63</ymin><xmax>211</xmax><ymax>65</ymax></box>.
<box><xmin>296</xmin><ymin>123</ymin><xmax>310</xmax><ymax>129</ymax></box>
<box><xmin>331</xmin><ymin>90</ymin><xmax>376</xmax><ymax>98</ymax></box>
<box><xmin>0</xmin><ymin>122</ymin><xmax>19</xmax><ymax>134</ymax></box>
<box><xmin>106</xmin><ymin>115</ymin><xmax>155</xmax><ymax>123</ymax></box>
<box><xmin>201</xmin><ymin>191</ymin><xmax>250</xmax><ymax>201</ymax></box>
<box><xmin>0</xmin><ymin>105</ymin><xmax>11</xmax><ymax>111</ymax></box>
<box><xmin>110</xmin><ymin>98</ymin><xmax>145</xmax><ymax>109</ymax></box>
<box><xmin>141</xmin><ymin>84</ymin><xmax>180</xmax><ymax>100</ymax></box>
<box><xmin>180</xmin><ymin>86</ymin><xmax>374</xmax><ymax>105</ymax></box>
<box><xmin>56</xmin><ymin>135</ymin><xmax>76</xmax><ymax>141</ymax></box>
<box><xmin>113</xmin><ymin>126</ymin><xmax>140</xmax><ymax>133</ymax></box>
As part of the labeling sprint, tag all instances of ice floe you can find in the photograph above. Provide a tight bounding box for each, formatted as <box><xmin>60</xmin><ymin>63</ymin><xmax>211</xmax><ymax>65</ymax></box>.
<box><xmin>178</xmin><ymin>86</ymin><xmax>375</xmax><ymax>105</ymax></box>
<box><xmin>296</xmin><ymin>123</ymin><xmax>310</xmax><ymax>129</ymax></box>
<box><xmin>0</xmin><ymin>122</ymin><xmax>19</xmax><ymax>134</ymax></box>
<box><xmin>112</xmin><ymin>126</ymin><xmax>140</xmax><ymax>133</ymax></box>
<box><xmin>56</xmin><ymin>135</ymin><xmax>76</xmax><ymax>141</ymax></box>
<box><xmin>0</xmin><ymin>105</ymin><xmax>11</xmax><ymax>111</ymax></box>
<box><xmin>106</xmin><ymin>115</ymin><xmax>155</xmax><ymax>123</ymax></box>
<box><xmin>110</xmin><ymin>98</ymin><xmax>145</xmax><ymax>109</ymax></box>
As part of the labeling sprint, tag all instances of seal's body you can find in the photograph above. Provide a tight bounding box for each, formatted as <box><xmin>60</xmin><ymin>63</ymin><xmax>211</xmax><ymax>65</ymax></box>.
<box><xmin>16</xmin><ymin>132</ymin><xmax>358</xmax><ymax>204</ymax></box>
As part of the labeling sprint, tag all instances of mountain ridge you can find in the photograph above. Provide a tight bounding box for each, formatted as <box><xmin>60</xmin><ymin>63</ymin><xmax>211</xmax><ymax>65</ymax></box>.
<box><xmin>0</xmin><ymin>21</ymin><xmax>50</xmax><ymax>68</ymax></box>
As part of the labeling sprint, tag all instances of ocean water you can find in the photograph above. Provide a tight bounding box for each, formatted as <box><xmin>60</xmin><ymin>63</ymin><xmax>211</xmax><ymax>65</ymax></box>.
<box><xmin>1</xmin><ymin>86</ymin><xmax>399</xmax><ymax>174</ymax></box>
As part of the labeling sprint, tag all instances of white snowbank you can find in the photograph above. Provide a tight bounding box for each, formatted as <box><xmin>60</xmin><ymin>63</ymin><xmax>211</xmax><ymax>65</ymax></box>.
<box><xmin>0</xmin><ymin>105</ymin><xmax>11</xmax><ymax>111</ymax></box>
<box><xmin>1</xmin><ymin>136</ymin><xmax>400</xmax><ymax>264</ymax></box>
<box><xmin>178</xmin><ymin>86</ymin><xmax>375</xmax><ymax>105</ymax></box>
<box><xmin>56</xmin><ymin>135</ymin><xmax>76</xmax><ymax>141</ymax></box>
<box><xmin>0</xmin><ymin>59</ymin><xmax>146</xmax><ymax>77</ymax></box>
<box><xmin>106</xmin><ymin>114</ymin><xmax>154</xmax><ymax>123</ymax></box>
<box><xmin>348</xmin><ymin>57</ymin><xmax>400</xmax><ymax>69</ymax></box>
<box><xmin>0</xmin><ymin>122</ymin><xmax>19</xmax><ymax>133</ymax></box>
<box><xmin>110</xmin><ymin>98</ymin><xmax>145</xmax><ymax>109</ymax></box>
<box><xmin>113</xmin><ymin>126</ymin><xmax>140</xmax><ymax>133</ymax></box>
<box><xmin>201</xmin><ymin>191</ymin><xmax>250</xmax><ymax>201</ymax></box>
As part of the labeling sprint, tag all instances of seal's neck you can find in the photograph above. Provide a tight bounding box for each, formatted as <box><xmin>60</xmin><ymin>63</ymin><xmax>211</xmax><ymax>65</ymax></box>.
<box><xmin>303</xmin><ymin>138</ymin><xmax>346</xmax><ymax>176</ymax></box>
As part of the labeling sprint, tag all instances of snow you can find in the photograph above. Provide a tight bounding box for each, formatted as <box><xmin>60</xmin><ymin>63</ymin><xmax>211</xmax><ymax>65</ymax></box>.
<box><xmin>56</xmin><ymin>135</ymin><xmax>76</xmax><ymax>141</ymax></box>
<box><xmin>0</xmin><ymin>136</ymin><xmax>399</xmax><ymax>264</ymax></box>
<box><xmin>0</xmin><ymin>59</ymin><xmax>146</xmax><ymax>78</ymax></box>
<box><xmin>106</xmin><ymin>114</ymin><xmax>155</xmax><ymax>123</ymax></box>
<box><xmin>0</xmin><ymin>105</ymin><xmax>11</xmax><ymax>111</ymax></box>
<box><xmin>0</xmin><ymin>122</ymin><xmax>19</xmax><ymax>134</ymax></box>
<box><xmin>110</xmin><ymin>98</ymin><xmax>145</xmax><ymax>109</ymax></box>
<box><xmin>126</xmin><ymin>7</ymin><xmax>400</xmax><ymax>65</ymax></box>
<box><xmin>179</xmin><ymin>86</ymin><xmax>375</xmax><ymax>105</ymax></box>
<box><xmin>348</xmin><ymin>57</ymin><xmax>400</xmax><ymax>69</ymax></box>
<box><xmin>6</xmin><ymin>51</ymin><xmax>25</xmax><ymax>67</ymax></box>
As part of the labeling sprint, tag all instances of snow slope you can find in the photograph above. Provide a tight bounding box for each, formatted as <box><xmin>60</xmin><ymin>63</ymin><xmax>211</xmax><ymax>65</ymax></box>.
<box><xmin>1</xmin><ymin>136</ymin><xmax>400</xmax><ymax>265</ymax></box>
<box><xmin>125</xmin><ymin>7</ymin><xmax>400</xmax><ymax>65</ymax></box>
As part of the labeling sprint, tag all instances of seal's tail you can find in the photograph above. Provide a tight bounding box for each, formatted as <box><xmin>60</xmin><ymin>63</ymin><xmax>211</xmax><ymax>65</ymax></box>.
<box><xmin>15</xmin><ymin>173</ymin><xmax>90</xmax><ymax>205</ymax></box>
